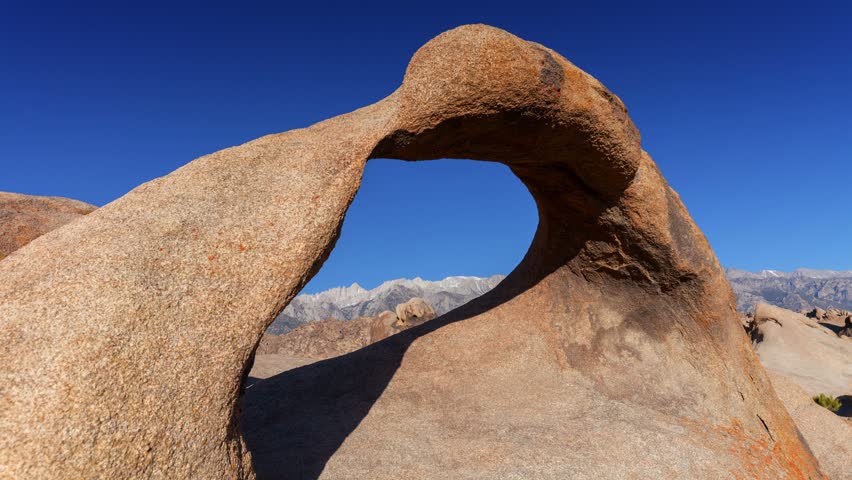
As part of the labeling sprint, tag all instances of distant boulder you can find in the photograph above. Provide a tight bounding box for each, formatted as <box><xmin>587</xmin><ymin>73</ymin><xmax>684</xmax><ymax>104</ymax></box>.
<box><xmin>825</xmin><ymin>308</ymin><xmax>852</xmax><ymax>327</ymax></box>
<box><xmin>0</xmin><ymin>192</ymin><xmax>96</xmax><ymax>259</ymax></box>
<box><xmin>805</xmin><ymin>306</ymin><xmax>852</xmax><ymax>338</ymax></box>
<box><xmin>394</xmin><ymin>297</ymin><xmax>437</xmax><ymax>327</ymax></box>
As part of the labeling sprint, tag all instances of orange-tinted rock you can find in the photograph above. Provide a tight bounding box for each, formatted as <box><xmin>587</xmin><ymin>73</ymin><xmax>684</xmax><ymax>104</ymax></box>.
<box><xmin>766</xmin><ymin>372</ymin><xmax>851</xmax><ymax>480</ymax></box>
<box><xmin>0</xmin><ymin>192</ymin><xmax>96</xmax><ymax>260</ymax></box>
<box><xmin>0</xmin><ymin>25</ymin><xmax>825</xmax><ymax>478</ymax></box>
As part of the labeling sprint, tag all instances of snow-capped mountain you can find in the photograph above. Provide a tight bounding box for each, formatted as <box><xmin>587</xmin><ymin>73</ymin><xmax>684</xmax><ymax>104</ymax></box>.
<box><xmin>726</xmin><ymin>268</ymin><xmax>852</xmax><ymax>312</ymax></box>
<box><xmin>268</xmin><ymin>269</ymin><xmax>852</xmax><ymax>333</ymax></box>
<box><xmin>268</xmin><ymin>275</ymin><xmax>505</xmax><ymax>334</ymax></box>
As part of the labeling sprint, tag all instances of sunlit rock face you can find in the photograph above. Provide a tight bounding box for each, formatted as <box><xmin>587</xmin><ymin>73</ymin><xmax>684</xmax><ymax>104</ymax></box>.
<box><xmin>749</xmin><ymin>303</ymin><xmax>851</xmax><ymax>397</ymax></box>
<box><xmin>0</xmin><ymin>191</ymin><xmax>95</xmax><ymax>260</ymax></box>
<box><xmin>0</xmin><ymin>25</ymin><xmax>825</xmax><ymax>479</ymax></box>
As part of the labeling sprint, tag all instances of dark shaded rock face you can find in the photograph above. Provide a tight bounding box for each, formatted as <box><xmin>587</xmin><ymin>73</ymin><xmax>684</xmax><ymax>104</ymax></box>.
<box><xmin>0</xmin><ymin>26</ymin><xmax>824</xmax><ymax>479</ymax></box>
<box><xmin>840</xmin><ymin>316</ymin><xmax>852</xmax><ymax>338</ymax></box>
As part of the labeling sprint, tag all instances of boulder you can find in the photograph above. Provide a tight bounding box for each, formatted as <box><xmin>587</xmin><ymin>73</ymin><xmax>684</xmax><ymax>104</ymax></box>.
<box><xmin>824</xmin><ymin>309</ymin><xmax>852</xmax><ymax>329</ymax></box>
<box><xmin>0</xmin><ymin>25</ymin><xmax>824</xmax><ymax>478</ymax></box>
<box><xmin>393</xmin><ymin>297</ymin><xmax>437</xmax><ymax>328</ymax></box>
<box><xmin>750</xmin><ymin>303</ymin><xmax>852</xmax><ymax>397</ymax></box>
<box><xmin>0</xmin><ymin>191</ymin><xmax>96</xmax><ymax>260</ymax></box>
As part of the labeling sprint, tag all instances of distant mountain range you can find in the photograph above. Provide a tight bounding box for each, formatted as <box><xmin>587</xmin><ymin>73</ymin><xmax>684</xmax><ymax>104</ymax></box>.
<box><xmin>268</xmin><ymin>275</ymin><xmax>504</xmax><ymax>334</ymax></box>
<box><xmin>269</xmin><ymin>269</ymin><xmax>852</xmax><ymax>333</ymax></box>
<box><xmin>726</xmin><ymin>268</ymin><xmax>852</xmax><ymax>313</ymax></box>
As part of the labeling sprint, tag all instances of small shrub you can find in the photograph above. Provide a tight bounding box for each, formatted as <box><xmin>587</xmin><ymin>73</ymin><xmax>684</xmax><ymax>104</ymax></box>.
<box><xmin>813</xmin><ymin>393</ymin><xmax>842</xmax><ymax>412</ymax></box>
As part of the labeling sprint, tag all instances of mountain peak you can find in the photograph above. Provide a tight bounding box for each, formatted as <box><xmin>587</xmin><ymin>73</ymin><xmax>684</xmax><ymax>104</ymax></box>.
<box><xmin>270</xmin><ymin>274</ymin><xmax>506</xmax><ymax>334</ymax></box>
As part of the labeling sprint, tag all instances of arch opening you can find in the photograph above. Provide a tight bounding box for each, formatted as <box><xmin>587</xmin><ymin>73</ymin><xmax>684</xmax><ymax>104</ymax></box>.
<box><xmin>253</xmin><ymin>157</ymin><xmax>537</xmax><ymax>368</ymax></box>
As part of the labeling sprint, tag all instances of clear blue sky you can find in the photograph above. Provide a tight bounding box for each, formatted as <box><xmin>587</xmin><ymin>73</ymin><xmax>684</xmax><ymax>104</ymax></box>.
<box><xmin>1</xmin><ymin>1</ymin><xmax>849</xmax><ymax>293</ymax></box>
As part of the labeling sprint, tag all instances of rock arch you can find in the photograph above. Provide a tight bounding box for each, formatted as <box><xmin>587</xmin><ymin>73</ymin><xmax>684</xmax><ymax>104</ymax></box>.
<box><xmin>0</xmin><ymin>25</ymin><xmax>824</xmax><ymax>479</ymax></box>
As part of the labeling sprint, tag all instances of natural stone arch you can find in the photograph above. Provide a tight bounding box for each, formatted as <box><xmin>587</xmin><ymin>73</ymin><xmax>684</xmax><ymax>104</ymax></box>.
<box><xmin>0</xmin><ymin>25</ymin><xmax>824</xmax><ymax>479</ymax></box>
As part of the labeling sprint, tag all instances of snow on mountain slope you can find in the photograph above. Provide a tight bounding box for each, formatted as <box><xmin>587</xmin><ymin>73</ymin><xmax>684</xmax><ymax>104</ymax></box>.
<box><xmin>268</xmin><ymin>269</ymin><xmax>852</xmax><ymax>334</ymax></box>
<box><xmin>726</xmin><ymin>268</ymin><xmax>852</xmax><ymax>312</ymax></box>
<box><xmin>267</xmin><ymin>275</ymin><xmax>505</xmax><ymax>334</ymax></box>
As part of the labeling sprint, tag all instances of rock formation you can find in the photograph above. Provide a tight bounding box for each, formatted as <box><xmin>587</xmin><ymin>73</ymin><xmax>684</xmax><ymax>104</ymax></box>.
<box><xmin>393</xmin><ymin>297</ymin><xmax>436</xmax><ymax>327</ymax></box>
<box><xmin>0</xmin><ymin>25</ymin><xmax>825</xmax><ymax>479</ymax></box>
<box><xmin>253</xmin><ymin>298</ymin><xmax>438</xmax><ymax>374</ymax></box>
<box><xmin>766</xmin><ymin>372</ymin><xmax>851</xmax><ymax>480</ymax></box>
<box><xmin>256</xmin><ymin>317</ymin><xmax>373</xmax><ymax>360</ymax></box>
<box><xmin>749</xmin><ymin>304</ymin><xmax>851</xmax><ymax>397</ymax></box>
<box><xmin>805</xmin><ymin>306</ymin><xmax>852</xmax><ymax>337</ymax></box>
<box><xmin>0</xmin><ymin>191</ymin><xmax>96</xmax><ymax>260</ymax></box>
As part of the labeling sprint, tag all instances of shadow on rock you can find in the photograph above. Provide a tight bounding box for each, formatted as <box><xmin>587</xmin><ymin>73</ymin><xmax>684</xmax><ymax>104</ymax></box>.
<box><xmin>836</xmin><ymin>395</ymin><xmax>852</xmax><ymax>418</ymax></box>
<box><xmin>238</xmin><ymin>280</ymin><xmax>528</xmax><ymax>480</ymax></box>
<box><xmin>818</xmin><ymin>322</ymin><xmax>842</xmax><ymax>335</ymax></box>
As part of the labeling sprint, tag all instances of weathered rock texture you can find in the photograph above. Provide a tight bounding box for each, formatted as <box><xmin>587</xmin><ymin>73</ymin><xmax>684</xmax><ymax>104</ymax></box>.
<box><xmin>256</xmin><ymin>317</ymin><xmax>373</xmax><ymax>360</ymax></box>
<box><xmin>767</xmin><ymin>372</ymin><xmax>852</xmax><ymax>480</ymax></box>
<box><xmin>369</xmin><ymin>310</ymin><xmax>401</xmax><ymax>342</ymax></box>
<box><xmin>254</xmin><ymin>299</ymin><xmax>438</xmax><ymax>369</ymax></box>
<box><xmin>0</xmin><ymin>191</ymin><xmax>96</xmax><ymax>260</ymax></box>
<box><xmin>0</xmin><ymin>25</ymin><xmax>825</xmax><ymax>479</ymax></box>
<box><xmin>750</xmin><ymin>304</ymin><xmax>852</xmax><ymax>397</ymax></box>
<box><xmin>805</xmin><ymin>306</ymin><xmax>852</xmax><ymax>337</ymax></box>
<box><xmin>393</xmin><ymin>297</ymin><xmax>437</xmax><ymax>327</ymax></box>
